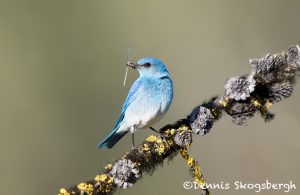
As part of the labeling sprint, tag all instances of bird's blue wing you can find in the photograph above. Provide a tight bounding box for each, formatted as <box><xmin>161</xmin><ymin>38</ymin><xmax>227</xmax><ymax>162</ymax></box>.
<box><xmin>97</xmin><ymin>79</ymin><xmax>143</xmax><ymax>148</ymax></box>
<box><xmin>113</xmin><ymin>78</ymin><xmax>143</xmax><ymax>129</ymax></box>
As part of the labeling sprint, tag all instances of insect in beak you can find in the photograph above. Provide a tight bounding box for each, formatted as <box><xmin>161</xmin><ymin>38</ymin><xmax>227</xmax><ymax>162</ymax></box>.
<box><xmin>123</xmin><ymin>47</ymin><xmax>137</xmax><ymax>87</ymax></box>
<box><xmin>126</xmin><ymin>62</ymin><xmax>139</xmax><ymax>70</ymax></box>
<box><xmin>123</xmin><ymin>62</ymin><xmax>138</xmax><ymax>86</ymax></box>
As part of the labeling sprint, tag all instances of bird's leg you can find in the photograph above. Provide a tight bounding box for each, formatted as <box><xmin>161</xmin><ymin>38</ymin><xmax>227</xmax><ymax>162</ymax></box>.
<box><xmin>131</xmin><ymin>127</ymin><xmax>136</xmax><ymax>150</ymax></box>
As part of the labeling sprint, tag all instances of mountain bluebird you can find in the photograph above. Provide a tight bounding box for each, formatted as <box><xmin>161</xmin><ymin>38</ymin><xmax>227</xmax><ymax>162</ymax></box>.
<box><xmin>97</xmin><ymin>57</ymin><xmax>173</xmax><ymax>148</ymax></box>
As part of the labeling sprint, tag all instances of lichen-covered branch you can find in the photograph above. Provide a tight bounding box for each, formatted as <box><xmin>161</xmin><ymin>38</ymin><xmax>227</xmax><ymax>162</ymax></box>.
<box><xmin>59</xmin><ymin>45</ymin><xmax>300</xmax><ymax>195</ymax></box>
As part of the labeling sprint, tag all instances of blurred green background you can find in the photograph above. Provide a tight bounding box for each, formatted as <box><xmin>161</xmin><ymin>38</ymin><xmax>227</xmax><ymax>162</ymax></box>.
<box><xmin>0</xmin><ymin>0</ymin><xmax>299</xmax><ymax>195</ymax></box>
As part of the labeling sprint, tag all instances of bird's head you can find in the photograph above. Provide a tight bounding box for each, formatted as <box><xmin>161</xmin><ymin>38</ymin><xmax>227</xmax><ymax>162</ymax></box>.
<box><xmin>126</xmin><ymin>57</ymin><xmax>169</xmax><ymax>78</ymax></box>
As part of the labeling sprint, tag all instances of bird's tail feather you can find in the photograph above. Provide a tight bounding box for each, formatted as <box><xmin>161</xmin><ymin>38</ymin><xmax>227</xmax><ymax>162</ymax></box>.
<box><xmin>97</xmin><ymin>130</ymin><xmax>128</xmax><ymax>149</ymax></box>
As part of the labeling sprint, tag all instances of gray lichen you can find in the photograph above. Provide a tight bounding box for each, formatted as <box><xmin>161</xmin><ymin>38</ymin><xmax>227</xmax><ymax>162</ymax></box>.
<box><xmin>174</xmin><ymin>129</ymin><xmax>192</xmax><ymax>147</ymax></box>
<box><xmin>269</xmin><ymin>81</ymin><xmax>294</xmax><ymax>102</ymax></box>
<box><xmin>287</xmin><ymin>45</ymin><xmax>300</xmax><ymax>68</ymax></box>
<box><xmin>225</xmin><ymin>75</ymin><xmax>256</xmax><ymax>100</ymax></box>
<box><xmin>110</xmin><ymin>159</ymin><xmax>139</xmax><ymax>189</ymax></box>
<box><xmin>189</xmin><ymin>106</ymin><xmax>214</xmax><ymax>135</ymax></box>
<box><xmin>250</xmin><ymin>53</ymin><xmax>287</xmax><ymax>83</ymax></box>
<box><xmin>225</xmin><ymin>101</ymin><xmax>256</xmax><ymax>125</ymax></box>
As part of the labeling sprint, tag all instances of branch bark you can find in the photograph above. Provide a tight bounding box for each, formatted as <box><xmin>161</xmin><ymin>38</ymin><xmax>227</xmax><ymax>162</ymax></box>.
<box><xmin>59</xmin><ymin>45</ymin><xmax>300</xmax><ymax>195</ymax></box>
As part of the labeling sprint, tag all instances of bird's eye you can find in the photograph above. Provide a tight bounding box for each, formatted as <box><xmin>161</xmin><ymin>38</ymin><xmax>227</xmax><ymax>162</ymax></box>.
<box><xmin>144</xmin><ymin>63</ymin><xmax>151</xmax><ymax>67</ymax></box>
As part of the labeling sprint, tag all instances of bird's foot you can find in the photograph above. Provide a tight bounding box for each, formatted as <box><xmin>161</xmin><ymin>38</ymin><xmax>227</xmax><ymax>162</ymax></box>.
<box><xmin>131</xmin><ymin>145</ymin><xmax>136</xmax><ymax>150</ymax></box>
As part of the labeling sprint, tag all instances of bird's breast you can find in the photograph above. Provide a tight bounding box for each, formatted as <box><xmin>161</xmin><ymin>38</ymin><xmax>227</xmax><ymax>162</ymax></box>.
<box><xmin>135</xmin><ymin>77</ymin><xmax>173</xmax><ymax>128</ymax></box>
<box><xmin>117</xmin><ymin>76</ymin><xmax>173</xmax><ymax>132</ymax></box>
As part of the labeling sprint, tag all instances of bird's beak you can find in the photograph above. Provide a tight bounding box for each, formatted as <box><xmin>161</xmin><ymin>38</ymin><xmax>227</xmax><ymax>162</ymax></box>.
<box><xmin>126</xmin><ymin>62</ymin><xmax>139</xmax><ymax>70</ymax></box>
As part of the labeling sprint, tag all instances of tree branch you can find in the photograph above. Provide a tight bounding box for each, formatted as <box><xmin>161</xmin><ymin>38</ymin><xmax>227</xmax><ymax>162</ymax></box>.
<box><xmin>59</xmin><ymin>45</ymin><xmax>300</xmax><ymax>195</ymax></box>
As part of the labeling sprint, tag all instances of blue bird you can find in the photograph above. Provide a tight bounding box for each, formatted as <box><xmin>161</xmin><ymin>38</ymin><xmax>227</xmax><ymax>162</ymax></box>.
<box><xmin>97</xmin><ymin>57</ymin><xmax>173</xmax><ymax>149</ymax></box>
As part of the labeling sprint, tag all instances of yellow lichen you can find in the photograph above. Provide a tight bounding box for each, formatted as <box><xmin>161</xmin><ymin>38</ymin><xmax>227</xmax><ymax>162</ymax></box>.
<box><xmin>146</xmin><ymin>135</ymin><xmax>159</xmax><ymax>142</ymax></box>
<box><xmin>194</xmin><ymin>166</ymin><xmax>206</xmax><ymax>187</ymax></box>
<box><xmin>251</xmin><ymin>98</ymin><xmax>261</xmax><ymax>107</ymax></box>
<box><xmin>211</xmin><ymin>107</ymin><xmax>220</xmax><ymax>119</ymax></box>
<box><xmin>251</xmin><ymin>98</ymin><xmax>272</xmax><ymax>111</ymax></box>
<box><xmin>170</xmin><ymin>129</ymin><xmax>176</xmax><ymax>135</ymax></box>
<box><xmin>179</xmin><ymin>125</ymin><xmax>190</xmax><ymax>132</ymax></box>
<box><xmin>105</xmin><ymin>163</ymin><xmax>113</xmax><ymax>170</ymax></box>
<box><xmin>264</xmin><ymin>101</ymin><xmax>272</xmax><ymax>109</ymax></box>
<box><xmin>98</xmin><ymin>176</ymin><xmax>114</xmax><ymax>193</ymax></box>
<box><xmin>58</xmin><ymin>188</ymin><xmax>70</xmax><ymax>195</ymax></box>
<box><xmin>95</xmin><ymin>174</ymin><xmax>107</xmax><ymax>182</ymax></box>
<box><xmin>143</xmin><ymin>144</ymin><xmax>152</xmax><ymax>159</ymax></box>
<box><xmin>167</xmin><ymin>139</ymin><xmax>174</xmax><ymax>146</ymax></box>
<box><xmin>143</xmin><ymin>143</ymin><xmax>150</xmax><ymax>152</ymax></box>
<box><xmin>146</xmin><ymin>135</ymin><xmax>167</xmax><ymax>155</ymax></box>
<box><xmin>107</xmin><ymin>176</ymin><xmax>114</xmax><ymax>184</ymax></box>
<box><xmin>180</xmin><ymin>148</ymin><xmax>207</xmax><ymax>190</ymax></box>
<box><xmin>187</xmin><ymin>157</ymin><xmax>195</xmax><ymax>167</ymax></box>
<box><xmin>155</xmin><ymin>142</ymin><xmax>165</xmax><ymax>155</ymax></box>
<box><xmin>179</xmin><ymin>130</ymin><xmax>185</xmax><ymax>136</ymax></box>
<box><xmin>180</xmin><ymin>148</ymin><xmax>188</xmax><ymax>158</ymax></box>
<box><xmin>77</xmin><ymin>183</ymin><xmax>93</xmax><ymax>195</ymax></box>
<box><xmin>94</xmin><ymin>174</ymin><xmax>114</xmax><ymax>193</ymax></box>
<box><xmin>163</xmin><ymin>128</ymin><xmax>176</xmax><ymax>137</ymax></box>
<box><xmin>218</xmin><ymin>97</ymin><xmax>229</xmax><ymax>107</ymax></box>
